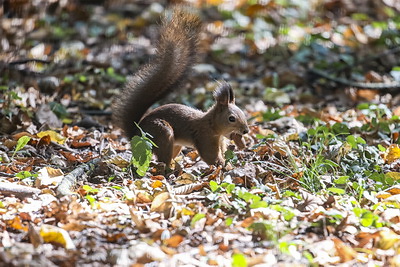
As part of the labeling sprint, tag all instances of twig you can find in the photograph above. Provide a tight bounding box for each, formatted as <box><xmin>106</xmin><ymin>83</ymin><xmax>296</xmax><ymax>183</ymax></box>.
<box><xmin>309</xmin><ymin>68</ymin><xmax>400</xmax><ymax>90</ymax></box>
<box><xmin>0</xmin><ymin>172</ymin><xmax>15</xmax><ymax>178</ymax></box>
<box><xmin>0</xmin><ymin>182</ymin><xmax>41</xmax><ymax>198</ymax></box>
<box><xmin>56</xmin><ymin>158</ymin><xmax>101</xmax><ymax>197</ymax></box>
<box><xmin>51</xmin><ymin>141</ymin><xmax>79</xmax><ymax>153</ymax></box>
<box><xmin>8</xmin><ymin>59</ymin><xmax>51</xmax><ymax>65</ymax></box>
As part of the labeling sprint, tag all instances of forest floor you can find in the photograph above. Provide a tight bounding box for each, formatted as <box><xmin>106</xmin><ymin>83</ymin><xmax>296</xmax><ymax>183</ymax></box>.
<box><xmin>1</xmin><ymin>0</ymin><xmax>400</xmax><ymax>266</ymax></box>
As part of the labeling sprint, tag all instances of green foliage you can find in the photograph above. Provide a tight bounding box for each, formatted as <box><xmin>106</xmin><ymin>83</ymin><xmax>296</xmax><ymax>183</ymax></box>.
<box><xmin>207</xmin><ymin>180</ymin><xmax>272</xmax><ymax>213</ymax></box>
<box><xmin>261</xmin><ymin>107</ymin><xmax>283</xmax><ymax>121</ymax></box>
<box><xmin>224</xmin><ymin>149</ymin><xmax>238</xmax><ymax>165</ymax></box>
<box><xmin>232</xmin><ymin>253</ymin><xmax>247</xmax><ymax>267</ymax></box>
<box><xmin>327</xmin><ymin>187</ymin><xmax>345</xmax><ymax>195</ymax></box>
<box><xmin>49</xmin><ymin>102</ymin><xmax>69</xmax><ymax>119</ymax></box>
<box><xmin>249</xmin><ymin>221</ymin><xmax>278</xmax><ymax>242</ymax></box>
<box><xmin>130</xmin><ymin>124</ymin><xmax>156</xmax><ymax>177</ymax></box>
<box><xmin>190</xmin><ymin>213</ymin><xmax>206</xmax><ymax>227</ymax></box>
<box><xmin>82</xmin><ymin>185</ymin><xmax>99</xmax><ymax>194</ymax></box>
<box><xmin>106</xmin><ymin>67</ymin><xmax>126</xmax><ymax>83</ymax></box>
<box><xmin>15</xmin><ymin>171</ymin><xmax>37</xmax><ymax>180</ymax></box>
<box><xmin>13</xmin><ymin>136</ymin><xmax>31</xmax><ymax>158</ymax></box>
<box><xmin>225</xmin><ymin>217</ymin><xmax>233</xmax><ymax>226</ymax></box>
<box><xmin>0</xmin><ymin>87</ymin><xmax>22</xmax><ymax>116</ymax></box>
<box><xmin>353</xmin><ymin>208</ymin><xmax>383</xmax><ymax>228</ymax></box>
<box><xmin>85</xmin><ymin>195</ymin><xmax>96</xmax><ymax>206</ymax></box>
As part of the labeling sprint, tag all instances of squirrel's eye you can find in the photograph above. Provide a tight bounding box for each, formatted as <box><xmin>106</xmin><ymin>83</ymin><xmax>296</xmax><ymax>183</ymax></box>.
<box><xmin>228</xmin><ymin>116</ymin><xmax>236</xmax><ymax>122</ymax></box>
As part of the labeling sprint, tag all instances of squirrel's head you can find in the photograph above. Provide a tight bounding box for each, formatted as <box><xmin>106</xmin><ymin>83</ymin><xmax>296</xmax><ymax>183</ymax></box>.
<box><xmin>212</xmin><ymin>82</ymin><xmax>249</xmax><ymax>136</ymax></box>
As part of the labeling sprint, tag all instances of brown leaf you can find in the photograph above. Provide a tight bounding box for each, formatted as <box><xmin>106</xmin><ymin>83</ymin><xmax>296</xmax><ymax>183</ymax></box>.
<box><xmin>150</xmin><ymin>192</ymin><xmax>171</xmax><ymax>213</ymax></box>
<box><xmin>241</xmin><ymin>216</ymin><xmax>256</xmax><ymax>228</ymax></box>
<box><xmin>6</xmin><ymin>216</ymin><xmax>28</xmax><ymax>232</ymax></box>
<box><xmin>106</xmin><ymin>232</ymin><xmax>127</xmax><ymax>243</ymax></box>
<box><xmin>174</xmin><ymin>183</ymin><xmax>206</xmax><ymax>195</ymax></box>
<box><xmin>164</xmin><ymin>234</ymin><xmax>184</xmax><ymax>248</ymax></box>
<box><xmin>332</xmin><ymin>237</ymin><xmax>357</xmax><ymax>262</ymax></box>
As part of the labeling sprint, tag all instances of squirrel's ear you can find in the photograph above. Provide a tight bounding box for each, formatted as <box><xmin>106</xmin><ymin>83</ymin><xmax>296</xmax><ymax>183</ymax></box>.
<box><xmin>214</xmin><ymin>81</ymin><xmax>235</xmax><ymax>105</ymax></box>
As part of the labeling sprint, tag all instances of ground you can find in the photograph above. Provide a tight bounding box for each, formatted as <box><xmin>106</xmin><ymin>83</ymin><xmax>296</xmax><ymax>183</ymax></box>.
<box><xmin>1</xmin><ymin>0</ymin><xmax>400</xmax><ymax>266</ymax></box>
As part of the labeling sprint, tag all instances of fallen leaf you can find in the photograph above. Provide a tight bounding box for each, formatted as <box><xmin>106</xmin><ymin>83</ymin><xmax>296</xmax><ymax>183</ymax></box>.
<box><xmin>385</xmin><ymin>172</ymin><xmax>400</xmax><ymax>181</ymax></box>
<box><xmin>37</xmin><ymin>130</ymin><xmax>66</xmax><ymax>144</ymax></box>
<box><xmin>377</xmin><ymin>230</ymin><xmax>400</xmax><ymax>250</ymax></box>
<box><xmin>6</xmin><ymin>216</ymin><xmax>28</xmax><ymax>232</ymax></box>
<box><xmin>164</xmin><ymin>234</ymin><xmax>184</xmax><ymax>248</ymax></box>
<box><xmin>35</xmin><ymin>166</ymin><xmax>64</xmax><ymax>186</ymax></box>
<box><xmin>151</xmin><ymin>180</ymin><xmax>163</xmax><ymax>189</ymax></box>
<box><xmin>332</xmin><ymin>237</ymin><xmax>357</xmax><ymax>262</ymax></box>
<box><xmin>386</xmin><ymin>144</ymin><xmax>400</xmax><ymax>164</ymax></box>
<box><xmin>150</xmin><ymin>192</ymin><xmax>171</xmax><ymax>213</ymax></box>
<box><xmin>40</xmin><ymin>224</ymin><xmax>76</xmax><ymax>249</ymax></box>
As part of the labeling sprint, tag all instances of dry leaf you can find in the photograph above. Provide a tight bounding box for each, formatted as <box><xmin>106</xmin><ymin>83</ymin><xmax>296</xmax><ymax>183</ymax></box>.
<box><xmin>174</xmin><ymin>183</ymin><xmax>205</xmax><ymax>195</ymax></box>
<box><xmin>35</xmin><ymin>166</ymin><xmax>64</xmax><ymax>187</ymax></box>
<box><xmin>6</xmin><ymin>216</ymin><xmax>28</xmax><ymax>232</ymax></box>
<box><xmin>37</xmin><ymin>130</ymin><xmax>66</xmax><ymax>144</ymax></box>
<box><xmin>164</xmin><ymin>234</ymin><xmax>184</xmax><ymax>248</ymax></box>
<box><xmin>332</xmin><ymin>237</ymin><xmax>357</xmax><ymax>262</ymax></box>
<box><xmin>386</xmin><ymin>144</ymin><xmax>400</xmax><ymax>164</ymax></box>
<box><xmin>385</xmin><ymin>172</ymin><xmax>400</xmax><ymax>181</ymax></box>
<box><xmin>150</xmin><ymin>192</ymin><xmax>171</xmax><ymax>213</ymax></box>
<box><xmin>136</xmin><ymin>192</ymin><xmax>152</xmax><ymax>203</ymax></box>
<box><xmin>377</xmin><ymin>230</ymin><xmax>400</xmax><ymax>250</ymax></box>
<box><xmin>105</xmin><ymin>155</ymin><xmax>130</xmax><ymax>168</ymax></box>
<box><xmin>151</xmin><ymin>180</ymin><xmax>163</xmax><ymax>189</ymax></box>
<box><xmin>40</xmin><ymin>224</ymin><xmax>76</xmax><ymax>249</ymax></box>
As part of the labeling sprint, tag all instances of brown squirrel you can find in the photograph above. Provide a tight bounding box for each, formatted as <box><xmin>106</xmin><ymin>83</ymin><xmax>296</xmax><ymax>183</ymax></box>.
<box><xmin>112</xmin><ymin>7</ymin><xmax>249</xmax><ymax>166</ymax></box>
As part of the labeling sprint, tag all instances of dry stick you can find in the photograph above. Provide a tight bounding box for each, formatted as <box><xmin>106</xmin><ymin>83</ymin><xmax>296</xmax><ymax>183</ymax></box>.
<box><xmin>309</xmin><ymin>68</ymin><xmax>400</xmax><ymax>90</ymax></box>
<box><xmin>8</xmin><ymin>59</ymin><xmax>51</xmax><ymax>65</ymax></box>
<box><xmin>56</xmin><ymin>158</ymin><xmax>101</xmax><ymax>197</ymax></box>
<box><xmin>0</xmin><ymin>182</ymin><xmax>41</xmax><ymax>198</ymax></box>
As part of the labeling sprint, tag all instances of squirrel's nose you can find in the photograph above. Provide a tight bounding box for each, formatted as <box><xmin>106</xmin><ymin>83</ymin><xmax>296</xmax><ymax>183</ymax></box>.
<box><xmin>243</xmin><ymin>127</ymin><xmax>249</xmax><ymax>134</ymax></box>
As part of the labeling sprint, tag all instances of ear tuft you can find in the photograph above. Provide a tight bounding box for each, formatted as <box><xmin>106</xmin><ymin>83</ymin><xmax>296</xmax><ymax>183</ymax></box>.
<box><xmin>213</xmin><ymin>81</ymin><xmax>235</xmax><ymax>105</ymax></box>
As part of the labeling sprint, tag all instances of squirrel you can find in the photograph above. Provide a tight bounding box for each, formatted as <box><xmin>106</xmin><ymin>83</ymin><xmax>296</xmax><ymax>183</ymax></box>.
<box><xmin>112</xmin><ymin>7</ymin><xmax>249</xmax><ymax>166</ymax></box>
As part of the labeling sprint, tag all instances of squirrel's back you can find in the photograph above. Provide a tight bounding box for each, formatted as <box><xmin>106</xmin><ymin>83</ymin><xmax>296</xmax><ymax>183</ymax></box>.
<box><xmin>112</xmin><ymin>7</ymin><xmax>202</xmax><ymax>138</ymax></box>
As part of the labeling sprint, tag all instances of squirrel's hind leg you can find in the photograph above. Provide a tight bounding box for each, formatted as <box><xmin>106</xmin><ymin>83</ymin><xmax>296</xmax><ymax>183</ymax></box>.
<box><xmin>141</xmin><ymin>119</ymin><xmax>175</xmax><ymax>165</ymax></box>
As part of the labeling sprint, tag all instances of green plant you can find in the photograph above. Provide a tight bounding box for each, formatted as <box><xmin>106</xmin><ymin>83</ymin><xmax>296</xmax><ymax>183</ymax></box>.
<box><xmin>15</xmin><ymin>170</ymin><xmax>37</xmax><ymax>180</ymax></box>
<box><xmin>12</xmin><ymin>136</ymin><xmax>31</xmax><ymax>158</ymax></box>
<box><xmin>130</xmin><ymin>123</ymin><xmax>157</xmax><ymax>176</ymax></box>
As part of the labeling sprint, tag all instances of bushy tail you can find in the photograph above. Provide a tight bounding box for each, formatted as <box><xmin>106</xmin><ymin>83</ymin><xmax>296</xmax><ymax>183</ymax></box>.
<box><xmin>112</xmin><ymin>7</ymin><xmax>202</xmax><ymax>138</ymax></box>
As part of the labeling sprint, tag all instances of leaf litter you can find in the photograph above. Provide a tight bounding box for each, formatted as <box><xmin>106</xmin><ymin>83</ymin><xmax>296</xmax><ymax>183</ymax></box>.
<box><xmin>1</xmin><ymin>0</ymin><xmax>400</xmax><ymax>266</ymax></box>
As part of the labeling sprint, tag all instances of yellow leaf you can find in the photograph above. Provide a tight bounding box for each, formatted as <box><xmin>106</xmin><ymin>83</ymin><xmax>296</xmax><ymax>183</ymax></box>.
<box><xmin>151</xmin><ymin>180</ymin><xmax>163</xmax><ymax>189</ymax></box>
<box><xmin>377</xmin><ymin>230</ymin><xmax>400</xmax><ymax>250</ymax></box>
<box><xmin>7</xmin><ymin>216</ymin><xmax>28</xmax><ymax>232</ymax></box>
<box><xmin>387</xmin><ymin>185</ymin><xmax>400</xmax><ymax>195</ymax></box>
<box><xmin>40</xmin><ymin>224</ymin><xmax>76</xmax><ymax>249</ymax></box>
<box><xmin>206</xmin><ymin>0</ymin><xmax>224</xmax><ymax>5</ymax></box>
<box><xmin>181</xmin><ymin>208</ymin><xmax>195</xmax><ymax>216</ymax></box>
<box><xmin>386</xmin><ymin>144</ymin><xmax>400</xmax><ymax>164</ymax></box>
<box><xmin>376</xmin><ymin>191</ymin><xmax>392</xmax><ymax>199</ymax></box>
<box><xmin>385</xmin><ymin>172</ymin><xmax>400</xmax><ymax>180</ymax></box>
<box><xmin>37</xmin><ymin>130</ymin><xmax>66</xmax><ymax>144</ymax></box>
